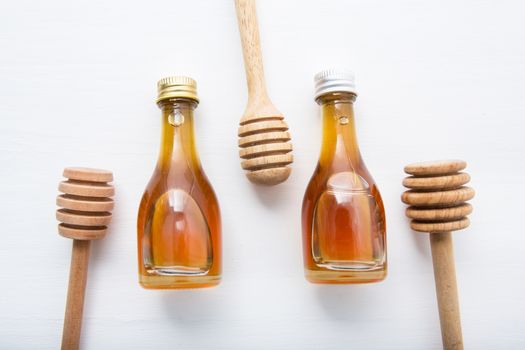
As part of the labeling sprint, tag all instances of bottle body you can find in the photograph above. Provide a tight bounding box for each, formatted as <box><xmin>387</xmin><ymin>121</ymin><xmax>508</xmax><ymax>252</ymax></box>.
<box><xmin>137</xmin><ymin>98</ymin><xmax>221</xmax><ymax>289</ymax></box>
<box><xmin>302</xmin><ymin>93</ymin><xmax>387</xmax><ymax>283</ymax></box>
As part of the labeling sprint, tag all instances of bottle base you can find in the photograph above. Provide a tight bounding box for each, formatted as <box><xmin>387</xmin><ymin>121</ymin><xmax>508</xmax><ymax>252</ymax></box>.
<box><xmin>305</xmin><ymin>268</ymin><xmax>386</xmax><ymax>284</ymax></box>
<box><xmin>139</xmin><ymin>274</ymin><xmax>221</xmax><ymax>289</ymax></box>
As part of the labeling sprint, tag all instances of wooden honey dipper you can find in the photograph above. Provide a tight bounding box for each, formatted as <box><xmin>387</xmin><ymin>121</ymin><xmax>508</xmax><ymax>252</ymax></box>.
<box><xmin>402</xmin><ymin>160</ymin><xmax>475</xmax><ymax>350</ymax></box>
<box><xmin>56</xmin><ymin>167</ymin><xmax>114</xmax><ymax>350</ymax></box>
<box><xmin>234</xmin><ymin>0</ymin><xmax>293</xmax><ymax>185</ymax></box>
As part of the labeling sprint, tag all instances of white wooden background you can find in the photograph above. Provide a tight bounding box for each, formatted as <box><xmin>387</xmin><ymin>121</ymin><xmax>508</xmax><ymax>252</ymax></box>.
<box><xmin>1</xmin><ymin>0</ymin><xmax>524</xmax><ymax>349</ymax></box>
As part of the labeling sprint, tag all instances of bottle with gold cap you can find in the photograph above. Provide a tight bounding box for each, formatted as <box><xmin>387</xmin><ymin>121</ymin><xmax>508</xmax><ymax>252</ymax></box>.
<box><xmin>137</xmin><ymin>76</ymin><xmax>221</xmax><ymax>289</ymax></box>
<box><xmin>301</xmin><ymin>69</ymin><xmax>387</xmax><ymax>284</ymax></box>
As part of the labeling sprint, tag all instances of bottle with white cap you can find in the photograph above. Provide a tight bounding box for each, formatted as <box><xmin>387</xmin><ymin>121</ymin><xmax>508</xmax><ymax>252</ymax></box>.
<box><xmin>301</xmin><ymin>69</ymin><xmax>387</xmax><ymax>283</ymax></box>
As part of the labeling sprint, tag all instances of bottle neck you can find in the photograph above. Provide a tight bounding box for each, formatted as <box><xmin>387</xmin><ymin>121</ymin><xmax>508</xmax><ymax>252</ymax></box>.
<box><xmin>157</xmin><ymin>99</ymin><xmax>199</xmax><ymax>169</ymax></box>
<box><xmin>317</xmin><ymin>93</ymin><xmax>361</xmax><ymax>167</ymax></box>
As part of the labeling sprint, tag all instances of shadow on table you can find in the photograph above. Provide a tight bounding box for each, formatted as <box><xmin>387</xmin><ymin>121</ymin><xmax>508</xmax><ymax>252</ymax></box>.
<box><xmin>160</xmin><ymin>288</ymin><xmax>226</xmax><ymax>322</ymax></box>
<box><xmin>314</xmin><ymin>284</ymin><xmax>383</xmax><ymax>322</ymax></box>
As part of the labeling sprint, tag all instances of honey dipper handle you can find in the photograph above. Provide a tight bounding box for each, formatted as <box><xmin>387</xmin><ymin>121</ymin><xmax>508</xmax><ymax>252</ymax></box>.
<box><xmin>234</xmin><ymin>0</ymin><xmax>269</xmax><ymax>102</ymax></box>
<box><xmin>430</xmin><ymin>232</ymin><xmax>464</xmax><ymax>350</ymax></box>
<box><xmin>62</xmin><ymin>240</ymin><xmax>91</xmax><ymax>350</ymax></box>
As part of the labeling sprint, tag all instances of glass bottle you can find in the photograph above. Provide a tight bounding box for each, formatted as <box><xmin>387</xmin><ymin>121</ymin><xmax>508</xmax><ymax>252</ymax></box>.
<box><xmin>301</xmin><ymin>70</ymin><xmax>387</xmax><ymax>284</ymax></box>
<box><xmin>137</xmin><ymin>76</ymin><xmax>221</xmax><ymax>289</ymax></box>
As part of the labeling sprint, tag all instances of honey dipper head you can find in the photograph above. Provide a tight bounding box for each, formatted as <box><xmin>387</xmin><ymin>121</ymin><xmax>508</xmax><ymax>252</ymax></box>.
<box><xmin>401</xmin><ymin>160</ymin><xmax>475</xmax><ymax>233</ymax></box>
<box><xmin>238</xmin><ymin>108</ymin><xmax>293</xmax><ymax>186</ymax></box>
<box><xmin>56</xmin><ymin>167</ymin><xmax>115</xmax><ymax>240</ymax></box>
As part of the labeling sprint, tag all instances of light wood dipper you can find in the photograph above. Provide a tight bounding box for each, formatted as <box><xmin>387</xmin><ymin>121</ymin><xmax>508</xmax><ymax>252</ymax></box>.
<box><xmin>57</xmin><ymin>167</ymin><xmax>114</xmax><ymax>350</ymax></box>
<box><xmin>402</xmin><ymin>160</ymin><xmax>474</xmax><ymax>350</ymax></box>
<box><xmin>234</xmin><ymin>0</ymin><xmax>293</xmax><ymax>185</ymax></box>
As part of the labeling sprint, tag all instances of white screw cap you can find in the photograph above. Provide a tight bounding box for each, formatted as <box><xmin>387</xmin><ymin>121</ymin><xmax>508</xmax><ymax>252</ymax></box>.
<box><xmin>314</xmin><ymin>69</ymin><xmax>357</xmax><ymax>100</ymax></box>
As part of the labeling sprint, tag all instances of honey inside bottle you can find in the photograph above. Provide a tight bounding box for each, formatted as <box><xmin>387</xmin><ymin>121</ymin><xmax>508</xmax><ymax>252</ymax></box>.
<box><xmin>302</xmin><ymin>71</ymin><xmax>386</xmax><ymax>283</ymax></box>
<box><xmin>137</xmin><ymin>77</ymin><xmax>221</xmax><ymax>289</ymax></box>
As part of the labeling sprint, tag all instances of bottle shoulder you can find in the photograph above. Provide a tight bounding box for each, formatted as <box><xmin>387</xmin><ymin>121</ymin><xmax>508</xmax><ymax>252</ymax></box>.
<box><xmin>308</xmin><ymin>159</ymin><xmax>376</xmax><ymax>185</ymax></box>
<box><xmin>140</xmin><ymin>167</ymin><xmax>218</xmax><ymax>208</ymax></box>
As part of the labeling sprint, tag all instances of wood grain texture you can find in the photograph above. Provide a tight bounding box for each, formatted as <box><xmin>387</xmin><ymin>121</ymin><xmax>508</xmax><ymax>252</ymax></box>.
<box><xmin>58</xmin><ymin>181</ymin><xmax>114</xmax><ymax>198</ymax></box>
<box><xmin>401</xmin><ymin>187</ymin><xmax>475</xmax><ymax>207</ymax></box>
<box><xmin>56</xmin><ymin>209</ymin><xmax>112</xmax><ymax>227</ymax></box>
<box><xmin>402</xmin><ymin>160</ymin><xmax>474</xmax><ymax>350</ymax></box>
<box><xmin>430</xmin><ymin>232</ymin><xmax>464</xmax><ymax>350</ymax></box>
<box><xmin>234</xmin><ymin>0</ymin><xmax>293</xmax><ymax>185</ymax></box>
<box><xmin>57</xmin><ymin>168</ymin><xmax>115</xmax><ymax>350</ymax></box>
<box><xmin>403</xmin><ymin>173</ymin><xmax>470</xmax><ymax>190</ymax></box>
<box><xmin>411</xmin><ymin>217</ymin><xmax>470</xmax><ymax>233</ymax></box>
<box><xmin>404</xmin><ymin>160</ymin><xmax>466</xmax><ymax>176</ymax></box>
<box><xmin>406</xmin><ymin>203</ymin><xmax>472</xmax><ymax>222</ymax></box>
<box><xmin>61</xmin><ymin>240</ymin><xmax>91</xmax><ymax>350</ymax></box>
<box><xmin>234</xmin><ymin>0</ymin><xmax>272</xmax><ymax>118</ymax></box>
<box><xmin>239</xmin><ymin>142</ymin><xmax>293</xmax><ymax>159</ymax></box>
<box><xmin>63</xmin><ymin>167</ymin><xmax>113</xmax><ymax>183</ymax></box>
<box><xmin>58</xmin><ymin>224</ymin><xmax>108</xmax><ymax>241</ymax></box>
<box><xmin>57</xmin><ymin>195</ymin><xmax>114</xmax><ymax>212</ymax></box>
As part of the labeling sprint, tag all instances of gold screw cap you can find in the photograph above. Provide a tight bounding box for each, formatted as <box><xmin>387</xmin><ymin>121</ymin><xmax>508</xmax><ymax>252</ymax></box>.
<box><xmin>156</xmin><ymin>76</ymin><xmax>199</xmax><ymax>104</ymax></box>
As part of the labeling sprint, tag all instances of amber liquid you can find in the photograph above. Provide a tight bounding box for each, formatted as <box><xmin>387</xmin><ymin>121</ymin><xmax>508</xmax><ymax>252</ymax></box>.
<box><xmin>137</xmin><ymin>100</ymin><xmax>221</xmax><ymax>289</ymax></box>
<box><xmin>302</xmin><ymin>93</ymin><xmax>387</xmax><ymax>283</ymax></box>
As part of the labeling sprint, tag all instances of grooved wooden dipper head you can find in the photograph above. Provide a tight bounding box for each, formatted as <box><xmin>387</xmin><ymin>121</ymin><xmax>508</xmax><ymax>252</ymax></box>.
<box><xmin>238</xmin><ymin>113</ymin><xmax>293</xmax><ymax>185</ymax></box>
<box><xmin>402</xmin><ymin>160</ymin><xmax>474</xmax><ymax>233</ymax></box>
<box><xmin>56</xmin><ymin>167</ymin><xmax>114</xmax><ymax>350</ymax></box>
<box><xmin>235</xmin><ymin>0</ymin><xmax>293</xmax><ymax>186</ymax></box>
<box><xmin>402</xmin><ymin>159</ymin><xmax>473</xmax><ymax>350</ymax></box>
<box><xmin>57</xmin><ymin>167</ymin><xmax>115</xmax><ymax>240</ymax></box>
